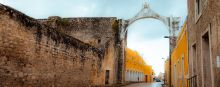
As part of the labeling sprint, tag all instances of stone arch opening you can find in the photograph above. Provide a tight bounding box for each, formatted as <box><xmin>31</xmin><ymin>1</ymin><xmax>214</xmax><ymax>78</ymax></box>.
<box><xmin>120</xmin><ymin>2</ymin><xmax>180</xmax><ymax>40</ymax></box>
<box><xmin>127</xmin><ymin>18</ymin><xmax>168</xmax><ymax>35</ymax></box>
<box><xmin>116</xmin><ymin>2</ymin><xmax>181</xmax><ymax>84</ymax></box>
<box><xmin>125</xmin><ymin>18</ymin><xmax>169</xmax><ymax>83</ymax></box>
<box><xmin>119</xmin><ymin>2</ymin><xmax>180</xmax><ymax>48</ymax></box>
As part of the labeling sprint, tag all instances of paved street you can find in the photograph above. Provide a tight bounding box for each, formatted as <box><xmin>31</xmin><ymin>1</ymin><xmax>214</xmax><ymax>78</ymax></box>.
<box><xmin>123</xmin><ymin>82</ymin><xmax>163</xmax><ymax>87</ymax></box>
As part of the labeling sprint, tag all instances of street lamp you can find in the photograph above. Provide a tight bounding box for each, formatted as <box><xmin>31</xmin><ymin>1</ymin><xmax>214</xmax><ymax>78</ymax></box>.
<box><xmin>164</xmin><ymin>36</ymin><xmax>170</xmax><ymax>38</ymax></box>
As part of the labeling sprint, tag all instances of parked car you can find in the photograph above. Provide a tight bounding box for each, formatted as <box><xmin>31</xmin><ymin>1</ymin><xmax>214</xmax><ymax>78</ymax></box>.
<box><xmin>155</xmin><ymin>78</ymin><xmax>161</xmax><ymax>82</ymax></box>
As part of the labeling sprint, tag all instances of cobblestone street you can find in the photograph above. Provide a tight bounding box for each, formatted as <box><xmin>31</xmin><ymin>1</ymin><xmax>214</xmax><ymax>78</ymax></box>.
<box><xmin>123</xmin><ymin>82</ymin><xmax>163</xmax><ymax>87</ymax></box>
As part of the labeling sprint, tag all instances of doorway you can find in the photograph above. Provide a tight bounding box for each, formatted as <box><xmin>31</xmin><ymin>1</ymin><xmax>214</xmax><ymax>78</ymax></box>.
<box><xmin>145</xmin><ymin>75</ymin><xmax>148</xmax><ymax>82</ymax></box>
<box><xmin>105</xmin><ymin>70</ymin><xmax>110</xmax><ymax>84</ymax></box>
<box><xmin>202</xmin><ymin>31</ymin><xmax>212</xmax><ymax>87</ymax></box>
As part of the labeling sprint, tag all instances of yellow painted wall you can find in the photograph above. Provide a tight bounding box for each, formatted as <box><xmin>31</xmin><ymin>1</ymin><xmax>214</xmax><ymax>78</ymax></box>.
<box><xmin>125</xmin><ymin>48</ymin><xmax>153</xmax><ymax>82</ymax></box>
<box><xmin>170</xmin><ymin>23</ymin><xmax>188</xmax><ymax>87</ymax></box>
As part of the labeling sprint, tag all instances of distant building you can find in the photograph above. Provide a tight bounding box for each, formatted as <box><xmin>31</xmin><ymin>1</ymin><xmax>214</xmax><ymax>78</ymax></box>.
<box><xmin>158</xmin><ymin>72</ymin><xmax>165</xmax><ymax>81</ymax></box>
<box><xmin>125</xmin><ymin>48</ymin><xmax>154</xmax><ymax>83</ymax></box>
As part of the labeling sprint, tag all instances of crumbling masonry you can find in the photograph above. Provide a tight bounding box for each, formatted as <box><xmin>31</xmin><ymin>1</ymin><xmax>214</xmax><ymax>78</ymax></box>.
<box><xmin>0</xmin><ymin>4</ymin><xmax>125</xmax><ymax>86</ymax></box>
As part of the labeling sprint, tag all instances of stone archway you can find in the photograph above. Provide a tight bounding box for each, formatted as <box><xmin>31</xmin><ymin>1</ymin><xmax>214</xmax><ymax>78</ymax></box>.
<box><xmin>120</xmin><ymin>2</ymin><xmax>180</xmax><ymax>47</ymax></box>
<box><xmin>116</xmin><ymin>2</ymin><xmax>181</xmax><ymax>84</ymax></box>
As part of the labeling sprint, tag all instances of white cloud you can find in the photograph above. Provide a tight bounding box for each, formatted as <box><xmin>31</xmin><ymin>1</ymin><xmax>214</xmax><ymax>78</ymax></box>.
<box><xmin>0</xmin><ymin>0</ymin><xmax>9</xmax><ymax>5</ymax></box>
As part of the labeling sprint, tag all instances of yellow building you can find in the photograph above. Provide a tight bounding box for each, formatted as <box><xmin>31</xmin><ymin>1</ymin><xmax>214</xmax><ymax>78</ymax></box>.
<box><xmin>125</xmin><ymin>48</ymin><xmax>153</xmax><ymax>82</ymax></box>
<box><xmin>166</xmin><ymin>22</ymin><xmax>189</xmax><ymax>87</ymax></box>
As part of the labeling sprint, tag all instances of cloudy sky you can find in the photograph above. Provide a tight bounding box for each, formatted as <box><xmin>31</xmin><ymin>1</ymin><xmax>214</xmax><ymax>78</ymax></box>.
<box><xmin>0</xmin><ymin>0</ymin><xmax>187</xmax><ymax>75</ymax></box>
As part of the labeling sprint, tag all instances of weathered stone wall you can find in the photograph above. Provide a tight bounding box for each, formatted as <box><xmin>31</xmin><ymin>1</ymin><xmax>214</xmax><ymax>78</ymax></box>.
<box><xmin>38</xmin><ymin>16</ymin><xmax>120</xmax><ymax>85</ymax></box>
<box><xmin>38</xmin><ymin>17</ymin><xmax>118</xmax><ymax>48</ymax></box>
<box><xmin>187</xmin><ymin>0</ymin><xmax>220</xmax><ymax>87</ymax></box>
<box><xmin>0</xmin><ymin>4</ymin><xmax>120</xmax><ymax>87</ymax></box>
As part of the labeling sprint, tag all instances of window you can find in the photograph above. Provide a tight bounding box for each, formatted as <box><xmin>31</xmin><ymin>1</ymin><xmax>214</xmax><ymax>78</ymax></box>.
<box><xmin>98</xmin><ymin>39</ymin><xmax>101</xmax><ymax>44</ymax></box>
<box><xmin>192</xmin><ymin>44</ymin><xmax>198</xmax><ymax>87</ymax></box>
<box><xmin>177</xmin><ymin>61</ymin><xmax>180</xmax><ymax>87</ymax></box>
<box><xmin>202</xmin><ymin>31</ymin><xmax>212</xmax><ymax>87</ymax></box>
<box><xmin>105</xmin><ymin>70</ymin><xmax>110</xmax><ymax>84</ymax></box>
<box><xmin>182</xmin><ymin>57</ymin><xmax>185</xmax><ymax>87</ymax></box>
<box><xmin>192</xmin><ymin>44</ymin><xmax>197</xmax><ymax>75</ymax></box>
<box><xmin>174</xmin><ymin>65</ymin><xmax>177</xmax><ymax>87</ymax></box>
<box><xmin>196</xmin><ymin>0</ymin><xmax>201</xmax><ymax>15</ymax></box>
<box><xmin>195</xmin><ymin>0</ymin><xmax>202</xmax><ymax>23</ymax></box>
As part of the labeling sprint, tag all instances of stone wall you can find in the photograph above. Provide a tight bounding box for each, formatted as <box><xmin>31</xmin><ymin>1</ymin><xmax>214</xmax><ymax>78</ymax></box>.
<box><xmin>0</xmin><ymin>4</ymin><xmax>121</xmax><ymax>87</ymax></box>
<box><xmin>38</xmin><ymin>16</ymin><xmax>121</xmax><ymax>85</ymax></box>
<box><xmin>187</xmin><ymin>0</ymin><xmax>220</xmax><ymax>87</ymax></box>
<box><xmin>38</xmin><ymin>16</ymin><xmax>118</xmax><ymax>48</ymax></box>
